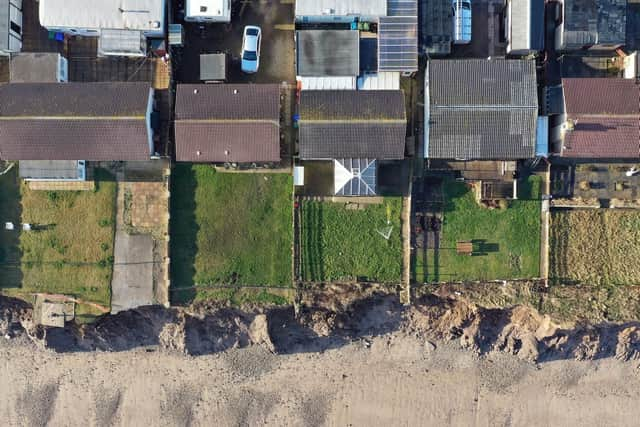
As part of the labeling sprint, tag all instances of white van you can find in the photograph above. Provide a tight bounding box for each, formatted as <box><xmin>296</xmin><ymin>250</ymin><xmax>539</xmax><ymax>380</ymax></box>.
<box><xmin>185</xmin><ymin>0</ymin><xmax>231</xmax><ymax>23</ymax></box>
<box><xmin>452</xmin><ymin>0</ymin><xmax>472</xmax><ymax>44</ymax></box>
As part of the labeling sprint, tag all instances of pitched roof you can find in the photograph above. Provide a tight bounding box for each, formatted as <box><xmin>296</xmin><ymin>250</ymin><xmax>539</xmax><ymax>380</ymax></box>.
<box><xmin>561</xmin><ymin>79</ymin><xmax>640</xmax><ymax>159</ymax></box>
<box><xmin>299</xmin><ymin>90</ymin><xmax>406</xmax><ymax>160</ymax></box>
<box><xmin>426</xmin><ymin>59</ymin><xmax>538</xmax><ymax>159</ymax></box>
<box><xmin>563</xmin><ymin>117</ymin><xmax>639</xmax><ymax>159</ymax></box>
<box><xmin>175</xmin><ymin>84</ymin><xmax>281</xmax><ymax>163</ymax></box>
<box><xmin>0</xmin><ymin>83</ymin><xmax>152</xmax><ymax>161</ymax></box>
<box><xmin>0</xmin><ymin>82</ymin><xmax>151</xmax><ymax>116</ymax></box>
<box><xmin>562</xmin><ymin>78</ymin><xmax>640</xmax><ymax>115</ymax></box>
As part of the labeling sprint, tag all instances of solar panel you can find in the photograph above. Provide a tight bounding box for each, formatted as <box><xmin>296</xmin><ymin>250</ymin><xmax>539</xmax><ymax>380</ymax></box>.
<box><xmin>378</xmin><ymin>14</ymin><xmax>418</xmax><ymax>72</ymax></box>
<box><xmin>334</xmin><ymin>158</ymin><xmax>377</xmax><ymax>196</ymax></box>
<box><xmin>387</xmin><ymin>0</ymin><xmax>418</xmax><ymax>16</ymax></box>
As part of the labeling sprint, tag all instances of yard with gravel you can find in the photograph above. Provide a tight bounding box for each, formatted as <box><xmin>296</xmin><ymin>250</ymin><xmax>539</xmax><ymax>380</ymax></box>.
<box><xmin>170</xmin><ymin>165</ymin><xmax>293</xmax><ymax>304</ymax></box>
<box><xmin>550</xmin><ymin>210</ymin><xmax>640</xmax><ymax>286</ymax></box>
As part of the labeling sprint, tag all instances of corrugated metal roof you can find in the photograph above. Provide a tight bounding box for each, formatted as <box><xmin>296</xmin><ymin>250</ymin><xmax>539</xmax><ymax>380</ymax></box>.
<box><xmin>98</xmin><ymin>29</ymin><xmax>145</xmax><ymax>56</ymax></box>
<box><xmin>295</xmin><ymin>0</ymin><xmax>387</xmax><ymax>17</ymax></box>
<box><xmin>357</xmin><ymin>72</ymin><xmax>401</xmax><ymax>90</ymax></box>
<box><xmin>296</xmin><ymin>30</ymin><xmax>360</xmax><ymax>77</ymax></box>
<box><xmin>507</xmin><ymin>0</ymin><xmax>544</xmax><ymax>53</ymax></box>
<box><xmin>299</xmin><ymin>76</ymin><xmax>357</xmax><ymax>90</ymax></box>
<box><xmin>0</xmin><ymin>0</ymin><xmax>8</xmax><ymax>51</ymax></box>
<box><xmin>426</xmin><ymin>60</ymin><xmax>538</xmax><ymax>159</ymax></box>
<box><xmin>39</xmin><ymin>0</ymin><xmax>165</xmax><ymax>32</ymax></box>
<box><xmin>19</xmin><ymin>160</ymin><xmax>83</xmax><ymax>180</ymax></box>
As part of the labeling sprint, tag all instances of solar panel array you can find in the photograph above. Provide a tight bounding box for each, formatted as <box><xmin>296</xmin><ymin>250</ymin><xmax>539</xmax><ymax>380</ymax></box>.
<box><xmin>379</xmin><ymin>0</ymin><xmax>418</xmax><ymax>72</ymax></box>
<box><xmin>335</xmin><ymin>158</ymin><xmax>377</xmax><ymax>196</ymax></box>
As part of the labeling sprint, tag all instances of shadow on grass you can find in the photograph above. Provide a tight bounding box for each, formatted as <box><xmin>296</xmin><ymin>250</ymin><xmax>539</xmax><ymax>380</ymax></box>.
<box><xmin>0</xmin><ymin>166</ymin><xmax>23</xmax><ymax>289</ymax></box>
<box><xmin>169</xmin><ymin>165</ymin><xmax>198</xmax><ymax>304</ymax></box>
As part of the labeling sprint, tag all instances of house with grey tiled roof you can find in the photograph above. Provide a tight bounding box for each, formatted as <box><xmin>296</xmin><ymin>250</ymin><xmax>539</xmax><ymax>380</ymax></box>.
<box><xmin>297</xmin><ymin>90</ymin><xmax>407</xmax><ymax>196</ymax></box>
<box><xmin>174</xmin><ymin>84</ymin><xmax>281</xmax><ymax>164</ymax></box>
<box><xmin>425</xmin><ymin>59</ymin><xmax>539</xmax><ymax>160</ymax></box>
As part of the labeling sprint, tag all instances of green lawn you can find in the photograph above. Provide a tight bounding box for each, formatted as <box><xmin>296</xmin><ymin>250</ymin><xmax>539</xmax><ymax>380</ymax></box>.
<box><xmin>301</xmin><ymin>198</ymin><xmax>402</xmax><ymax>283</ymax></box>
<box><xmin>431</xmin><ymin>176</ymin><xmax>541</xmax><ymax>282</ymax></box>
<box><xmin>0</xmin><ymin>167</ymin><xmax>116</xmax><ymax>316</ymax></box>
<box><xmin>170</xmin><ymin>165</ymin><xmax>293</xmax><ymax>304</ymax></box>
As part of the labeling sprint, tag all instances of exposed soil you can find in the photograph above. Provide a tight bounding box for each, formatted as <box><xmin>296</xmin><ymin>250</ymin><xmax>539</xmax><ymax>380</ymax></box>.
<box><xmin>3</xmin><ymin>284</ymin><xmax>640</xmax><ymax>426</ymax></box>
<box><xmin>3</xmin><ymin>283</ymin><xmax>640</xmax><ymax>363</ymax></box>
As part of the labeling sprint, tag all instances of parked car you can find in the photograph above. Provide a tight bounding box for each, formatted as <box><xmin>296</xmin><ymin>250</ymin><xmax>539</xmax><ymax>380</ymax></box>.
<box><xmin>452</xmin><ymin>0</ymin><xmax>472</xmax><ymax>44</ymax></box>
<box><xmin>241</xmin><ymin>26</ymin><xmax>261</xmax><ymax>73</ymax></box>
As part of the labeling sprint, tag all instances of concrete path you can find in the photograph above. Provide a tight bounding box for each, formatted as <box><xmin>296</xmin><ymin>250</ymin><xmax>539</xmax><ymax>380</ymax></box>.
<box><xmin>110</xmin><ymin>177</ymin><xmax>155</xmax><ymax>314</ymax></box>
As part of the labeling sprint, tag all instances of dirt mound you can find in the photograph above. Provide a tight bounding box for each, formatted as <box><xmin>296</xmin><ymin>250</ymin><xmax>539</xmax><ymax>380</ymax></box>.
<box><xmin>3</xmin><ymin>286</ymin><xmax>640</xmax><ymax>364</ymax></box>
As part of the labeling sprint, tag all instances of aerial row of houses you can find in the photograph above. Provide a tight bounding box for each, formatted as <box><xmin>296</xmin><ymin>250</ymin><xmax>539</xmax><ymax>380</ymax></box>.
<box><xmin>0</xmin><ymin>0</ymin><xmax>638</xmax><ymax>192</ymax></box>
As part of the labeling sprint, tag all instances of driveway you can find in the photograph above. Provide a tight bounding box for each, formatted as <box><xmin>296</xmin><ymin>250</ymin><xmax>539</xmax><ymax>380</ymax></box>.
<box><xmin>173</xmin><ymin>0</ymin><xmax>295</xmax><ymax>84</ymax></box>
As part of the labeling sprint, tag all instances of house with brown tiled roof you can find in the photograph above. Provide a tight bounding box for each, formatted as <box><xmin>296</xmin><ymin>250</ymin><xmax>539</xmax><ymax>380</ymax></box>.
<box><xmin>0</xmin><ymin>82</ymin><xmax>158</xmax><ymax>181</ymax></box>
<box><xmin>174</xmin><ymin>84</ymin><xmax>281</xmax><ymax>164</ymax></box>
<box><xmin>560</xmin><ymin>78</ymin><xmax>640</xmax><ymax>160</ymax></box>
<box><xmin>0</xmin><ymin>82</ymin><xmax>157</xmax><ymax>161</ymax></box>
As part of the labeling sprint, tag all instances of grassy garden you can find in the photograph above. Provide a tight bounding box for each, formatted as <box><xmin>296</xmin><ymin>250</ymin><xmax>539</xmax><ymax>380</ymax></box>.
<box><xmin>550</xmin><ymin>210</ymin><xmax>640</xmax><ymax>286</ymax></box>
<box><xmin>0</xmin><ymin>167</ymin><xmax>116</xmax><ymax>319</ymax></box>
<box><xmin>301</xmin><ymin>198</ymin><xmax>403</xmax><ymax>283</ymax></box>
<box><xmin>170</xmin><ymin>165</ymin><xmax>293</xmax><ymax>304</ymax></box>
<box><xmin>420</xmin><ymin>176</ymin><xmax>541</xmax><ymax>283</ymax></box>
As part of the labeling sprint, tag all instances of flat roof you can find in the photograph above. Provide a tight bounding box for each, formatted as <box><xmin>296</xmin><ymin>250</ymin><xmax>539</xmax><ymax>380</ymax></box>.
<box><xmin>563</xmin><ymin>0</ymin><xmax>626</xmax><ymax>47</ymax></box>
<box><xmin>296</xmin><ymin>30</ymin><xmax>360</xmax><ymax>76</ymax></box>
<box><xmin>295</xmin><ymin>0</ymin><xmax>387</xmax><ymax>17</ymax></box>
<box><xmin>187</xmin><ymin>0</ymin><xmax>229</xmax><ymax>18</ymax></box>
<box><xmin>200</xmin><ymin>53</ymin><xmax>226</xmax><ymax>81</ymax></box>
<box><xmin>508</xmin><ymin>0</ymin><xmax>544</xmax><ymax>52</ymax></box>
<box><xmin>0</xmin><ymin>0</ymin><xmax>9</xmax><ymax>51</ymax></box>
<box><xmin>19</xmin><ymin>160</ymin><xmax>83</xmax><ymax>180</ymax></box>
<box><xmin>39</xmin><ymin>0</ymin><xmax>165</xmax><ymax>32</ymax></box>
<box><xmin>10</xmin><ymin>53</ymin><xmax>61</xmax><ymax>83</ymax></box>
